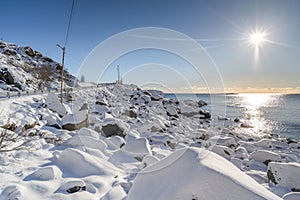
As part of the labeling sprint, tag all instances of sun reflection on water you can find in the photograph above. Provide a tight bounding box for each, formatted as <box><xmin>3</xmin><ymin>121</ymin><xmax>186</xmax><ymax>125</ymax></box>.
<box><xmin>238</xmin><ymin>93</ymin><xmax>280</xmax><ymax>136</ymax></box>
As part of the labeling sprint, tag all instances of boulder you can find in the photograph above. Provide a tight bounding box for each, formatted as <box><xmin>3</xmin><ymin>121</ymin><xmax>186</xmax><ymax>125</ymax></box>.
<box><xmin>0</xmin><ymin>67</ymin><xmax>15</xmax><ymax>85</ymax></box>
<box><xmin>211</xmin><ymin>145</ymin><xmax>235</xmax><ymax>159</ymax></box>
<box><xmin>198</xmin><ymin>100</ymin><xmax>207</xmax><ymax>107</ymax></box>
<box><xmin>95</xmin><ymin>96</ymin><xmax>109</xmax><ymax>106</ymax></box>
<box><xmin>123</xmin><ymin>109</ymin><xmax>137</xmax><ymax>118</ymax></box>
<box><xmin>3</xmin><ymin>48</ymin><xmax>17</xmax><ymax>55</ymax></box>
<box><xmin>24</xmin><ymin>46</ymin><xmax>35</xmax><ymax>57</ymax></box>
<box><xmin>41</xmin><ymin>56</ymin><xmax>53</xmax><ymax>62</ymax></box>
<box><xmin>46</xmin><ymin>93</ymin><xmax>67</xmax><ymax>117</ymax></box>
<box><xmin>165</xmin><ymin>105</ymin><xmax>178</xmax><ymax>117</ymax></box>
<box><xmin>0</xmin><ymin>185</ymin><xmax>28</xmax><ymax>200</ymax></box>
<box><xmin>180</xmin><ymin>105</ymin><xmax>199</xmax><ymax>117</ymax></box>
<box><xmin>44</xmin><ymin>114</ymin><xmax>61</xmax><ymax>129</ymax></box>
<box><xmin>209</xmin><ymin>135</ymin><xmax>237</xmax><ymax>148</ymax></box>
<box><xmin>282</xmin><ymin>192</ymin><xmax>300</xmax><ymax>200</ymax></box>
<box><xmin>200</xmin><ymin>109</ymin><xmax>211</xmax><ymax>119</ymax></box>
<box><xmin>122</xmin><ymin>138</ymin><xmax>152</xmax><ymax>158</ymax></box>
<box><xmin>268</xmin><ymin>162</ymin><xmax>300</xmax><ymax>190</ymax></box>
<box><xmin>62</xmin><ymin>110</ymin><xmax>89</xmax><ymax>131</ymax></box>
<box><xmin>101</xmin><ymin>118</ymin><xmax>129</xmax><ymax>137</ymax></box>
<box><xmin>24</xmin><ymin>166</ymin><xmax>62</xmax><ymax>181</ymax></box>
<box><xmin>71</xmin><ymin>97</ymin><xmax>88</xmax><ymax>112</ymax></box>
<box><xmin>146</xmin><ymin>90</ymin><xmax>164</xmax><ymax>101</ymax></box>
<box><xmin>56</xmin><ymin>148</ymin><xmax>118</xmax><ymax>177</ymax></box>
<box><xmin>102</xmin><ymin>124</ymin><xmax>125</xmax><ymax>137</ymax></box>
<box><xmin>249</xmin><ymin>150</ymin><xmax>281</xmax><ymax>165</ymax></box>
<box><xmin>128</xmin><ymin>147</ymin><xmax>281</xmax><ymax>200</ymax></box>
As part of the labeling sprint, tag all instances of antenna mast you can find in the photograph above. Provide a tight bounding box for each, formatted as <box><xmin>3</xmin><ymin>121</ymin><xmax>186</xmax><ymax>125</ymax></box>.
<box><xmin>117</xmin><ymin>65</ymin><xmax>120</xmax><ymax>84</ymax></box>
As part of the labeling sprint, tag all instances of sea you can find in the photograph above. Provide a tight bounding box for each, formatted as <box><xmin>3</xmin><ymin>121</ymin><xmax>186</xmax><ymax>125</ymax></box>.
<box><xmin>165</xmin><ymin>93</ymin><xmax>300</xmax><ymax>140</ymax></box>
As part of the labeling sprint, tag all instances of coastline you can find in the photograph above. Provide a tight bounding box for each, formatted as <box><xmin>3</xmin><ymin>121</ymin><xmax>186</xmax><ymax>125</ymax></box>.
<box><xmin>0</xmin><ymin>84</ymin><xmax>299</xmax><ymax>199</ymax></box>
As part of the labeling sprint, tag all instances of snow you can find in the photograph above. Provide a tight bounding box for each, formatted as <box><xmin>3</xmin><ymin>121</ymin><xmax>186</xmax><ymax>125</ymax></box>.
<box><xmin>24</xmin><ymin>166</ymin><xmax>62</xmax><ymax>181</ymax></box>
<box><xmin>55</xmin><ymin>148</ymin><xmax>119</xmax><ymax>177</ymax></box>
<box><xmin>249</xmin><ymin>150</ymin><xmax>282</xmax><ymax>163</ymax></box>
<box><xmin>46</xmin><ymin>93</ymin><xmax>67</xmax><ymax>116</ymax></box>
<box><xmin>62</xmin><ymin>109</ymin><xmax>88</xmax><ymax>125</ymax></box>
<box><xmin>0</xmin><ymin>83</ymin><xmax>298</xmax><ymax>199</ymax></box>
<box><xmin>268</xmin><ymin>162</ymin><xmax>300</xmax><ymax>189</ymax></box>
<box><xmin>282</xmin><ymin>192</ymin><xmax>300</xmax><ymax>200</ymax></box>
<box><xmin>122</xmin><ymin>137</ymin><xmax>152</xmax><ymax>157</ymax></box>
<box><xmin>128</xmin><ymin>148</ymin><xmax>281</xmax><ymax>200</ymax></box>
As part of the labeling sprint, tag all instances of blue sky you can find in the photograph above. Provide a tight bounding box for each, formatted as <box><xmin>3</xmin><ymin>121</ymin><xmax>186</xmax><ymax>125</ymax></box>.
<box><xmin>1</xmin><ymin>0</ymin><xmax>300</xmax><ymax>93</ymax></box>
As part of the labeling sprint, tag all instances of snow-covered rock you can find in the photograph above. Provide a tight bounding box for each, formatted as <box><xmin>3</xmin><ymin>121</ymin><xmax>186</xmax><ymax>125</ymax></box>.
<box><xmin>145</xmin><ymin>90</ymin><xmax>164</xmax><ymax>101</ymax></box>
<box><xmin>209</xmin><ymin>135</ymin><xmax>237</xmax><ymax>147</ymax></box>
<box><xmin>0</xmin><ymin>185</ymin><xmax>29</xmax><ymax>200</ymax></box>
<box><xmin>62</xmin><ymin>110</ymin><xmax>89</xmax><ymax>131</ymax></box>
<box><xmin>211</xmin><ymin>145</ymin><xmax>235</xmax><ymax>159</ymax></box>
<box><xmin>282</xmin><ymin>192</ymin><xmax>300</xmax><ymax>200</ymax></box>
<box><xmin>44</xmin><ymin>114</ymin><xmax>61</xmax><ymax>128</ymax></box>
<box><xmin>46</xmin><ymin>93</ymin><xmax>67</xmax><ymax>116</ymax></box>
<box><xmin>128</xmin><ymin>147</ymin><xmax>281</xmax><ymax>200</ymax></box>
<box><xmin>122</xmin><ymin>137</ymin><xmax>152</xmax><ymax>158</ymax></box>
<box><xmin>56</xmin><ymin>148</ymin><xmax>119</xmax><ymax>177</ymax></box>
<box><xmin>268</xmin><ymin>162</ymin><xmax>300</xmax><ymax>190</ymax></box>
<box><xmin>249</xmin><ymin>150</ymin><xmax>281</xmax><ymax>164</ymax></box>
<box><xmin>24</xmin><ymin>165</ymin><xmax>62</xmax><ymax>181</ymax></box>
<box><xmin>71</xmin><ymin>96</ymin><xmax>88</xmax><ymax>112</ymax></box>
<box><xmin>101</xmin><ymin>118</ymin><xmax>129</xmax><ymax>137</ymax></box>
<box><xmin>165</xmin><ymin>105</ymin><xmax>178</xmax><ymax>117</ymax></box>
<box><xmin>64</xmin><ymin>135</ymin><xmax>107</xmax><ymax>152</ymax></box>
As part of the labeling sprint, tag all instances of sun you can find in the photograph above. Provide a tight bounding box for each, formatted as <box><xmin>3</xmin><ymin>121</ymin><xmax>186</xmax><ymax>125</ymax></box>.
<box><xmin>246</xmin><ymin>29</ymin><xmax>269</xmax><ymax>62</ymax></box>
<box><xmin>248</xmin><ymin>31</ymin><xmax>266</xmax><ymax>46</ymax></box>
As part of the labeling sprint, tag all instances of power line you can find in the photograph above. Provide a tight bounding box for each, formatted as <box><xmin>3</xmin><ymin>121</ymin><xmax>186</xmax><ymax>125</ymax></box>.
<box><xmin>64</xmin><ymin>0</ymin><xmax>75</xmax><ymax>47</ymax></box>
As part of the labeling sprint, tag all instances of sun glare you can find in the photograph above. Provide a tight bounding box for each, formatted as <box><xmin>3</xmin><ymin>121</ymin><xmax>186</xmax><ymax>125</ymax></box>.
<box><xmin>247</xmin><ymin>30</ymin><xmax>268</xmax><ymax>63</ymax></box>
<box><xmin>248</xmin><ymin>32</ymin><xmax>266</xmax><ymax>46</ymax></box>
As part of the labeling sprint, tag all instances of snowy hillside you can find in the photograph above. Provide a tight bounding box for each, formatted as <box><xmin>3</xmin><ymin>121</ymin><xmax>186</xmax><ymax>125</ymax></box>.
<box><xmin>0</xmin><ymin>39</ymin><xmax>75</xmax><ymax>92</ymax></box>
<box><xmin>0</xmin><ymin>84</ymin><xmax>299</xmax><ymax>199</ymax></box>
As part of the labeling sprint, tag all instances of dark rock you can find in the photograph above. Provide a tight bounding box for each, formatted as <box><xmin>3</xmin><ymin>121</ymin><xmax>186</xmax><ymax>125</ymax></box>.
<box><xmin>41</xmin><ymin>56</ymin><xmax>53</xmax><ymax>62</ymax></box>
<box><xmin>124</xmin><ymin>110</ymin><xmax>137</xmax><ymax>118</ymax></box>
<box><xmin>34</xmin><ymin>51</ymin><xmax>42</xmax><ymax>57</ymax></box>
<box><xmin>3</xmin><ymin>48</ymin><xmax>17</xmax><ymax>56</ymax></box>
<box><xmin>143</xmin><ymin>91</ymin><xmax>151</xmax><ymax>96</ymax></box>
<box><xmin>200</xmin><ymin>109</ymin><xmax>211</xmax><ymax>119</ymax></box>
<box><xmin>270</xmin><ymin>133</ymin><xmax>279</xmax><ymax>138</ymax></box>
<box><xmin>22</xmin><ymin>122</ymin><xmax>37</xmax><ymax>132</ymax></box>
<box><xmin>67</xmin><ymin>186</ymin><xmax>81</xmax><ymax>193</ymax></box>
<box><xmin>263</xmin><ymin>159</ymin><xmax>272</xmax><ymax>166</ymax></box>
<box><xmin>95</xmin><ymin>100</ymin><xmax>108</xmax><ymax>106</ymax></box>
<box><xmin>102</xmin><ymin>124</ymin><xmax>125</xmax><ymax>137</ymax></box>
<box><xmin>286</xmin><ymin>138</ymin><xmax>297</xmax><ymax>144</ymax></box>
<box><xmin>24</xmin><ymin>47</ymin><xmax>35</xmax><ymax>57</ymax></box>
<box><xmin>0</xmin><ymin>67</ymin><xmax>15</xmax><ymax>85</ymax></box>
<box><xmin>198</xmin><ymin>100</ymin><xmax>207</xmax><ymax>107</ymax></box>
<box><xmin>62</xmin><ymin>117</ymin><xmax>89</xmax><ymax>131</ymax></box>
<box><xmin>267</xmin><ymin>169</ymin><xmax>278</xmax><ymax>184</ymax></box>
<box><xmin>1</xmin><ymin>123</ymin><xmax>17</xmax><ymax>131</ymax></box>
<box><xmin>241</xmin><ymin>123</ymin><xmax>254</xmax><ymax>128</ymax></box>
<box><xmin>291</xmin><ymin>188</ymin><xmax>300</xmax><ymax>192</ymax></box>
<box><xmin>234</xmin><ymin>118</ymin><xmax>240</xmax><ymax>123</ymax></box>
<box><xmin>79</xmin><ymin>103</ymin><xmax>89</xmax><ymax>111</ymax></box>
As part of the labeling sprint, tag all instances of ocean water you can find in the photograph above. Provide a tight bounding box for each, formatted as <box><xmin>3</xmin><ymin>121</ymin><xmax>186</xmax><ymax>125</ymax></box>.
<box><xmin>165</xmin><ymin>93</ymin><xmax>300</xmax><ymax>139</ymax></box>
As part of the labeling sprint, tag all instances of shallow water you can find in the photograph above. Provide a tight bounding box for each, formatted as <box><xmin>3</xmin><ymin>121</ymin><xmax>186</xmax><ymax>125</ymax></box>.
<box><xmin>165</xmin><ymin>93</ymin><xmax>300</xmax><ymax>139</ymax></box>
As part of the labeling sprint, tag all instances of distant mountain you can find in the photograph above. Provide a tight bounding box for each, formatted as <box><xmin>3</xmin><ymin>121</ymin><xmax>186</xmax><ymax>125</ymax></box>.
<box><xmin>0</xmin><ymin>40</ymin><xmax>75</xmax><ymax>92</ymax></box>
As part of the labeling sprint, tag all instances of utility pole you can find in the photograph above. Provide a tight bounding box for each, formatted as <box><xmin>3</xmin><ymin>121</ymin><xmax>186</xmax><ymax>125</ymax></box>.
<box><xmin>57</xmin><ymin>44</ymin><xmax>65</xmax><ymax>103</ymax></box>
<box><xmin>117</xmin><ymin>65</ymin><xmax>120</xmax><ymax>84</ymax></box>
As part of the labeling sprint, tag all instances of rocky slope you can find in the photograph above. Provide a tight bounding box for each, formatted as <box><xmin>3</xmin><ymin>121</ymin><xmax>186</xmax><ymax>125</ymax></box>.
<box><xmin>0</xmin><ymin>84</ymin><xmax>299</xmax><ymax>199</ymax></box>
<box><xmin>0</xmin><ymin>39</ymin><xmax>75</xmax><ymax>92</ymax></box>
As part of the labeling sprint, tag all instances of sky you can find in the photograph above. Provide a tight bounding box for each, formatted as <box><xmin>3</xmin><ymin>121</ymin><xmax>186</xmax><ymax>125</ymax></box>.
<box><xmin>0</xmin><ymin>0</ymin><xmax>300</xmax><ymax>93</ymax></box>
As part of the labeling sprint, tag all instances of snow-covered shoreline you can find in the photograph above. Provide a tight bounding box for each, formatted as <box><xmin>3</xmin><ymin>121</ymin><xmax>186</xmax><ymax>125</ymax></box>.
<box><xmin>0</xmin><ymin>84</ymin><xmax>299</xmax><ymax>200</ymax></box>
